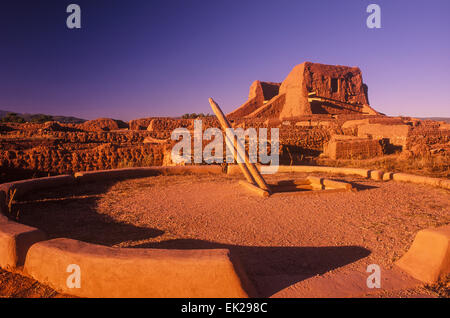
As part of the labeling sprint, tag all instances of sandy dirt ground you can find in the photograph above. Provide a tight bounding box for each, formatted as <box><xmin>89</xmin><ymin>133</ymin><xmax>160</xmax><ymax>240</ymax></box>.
<box><xmin>4</xmin><ymin>172</ymin><xmax>450</xmax><ymax>298</ymax></box>
<box><xmin>0</xmin><ymin>268</ymin><xmax>70</xmax><ymax>298</ymax></box>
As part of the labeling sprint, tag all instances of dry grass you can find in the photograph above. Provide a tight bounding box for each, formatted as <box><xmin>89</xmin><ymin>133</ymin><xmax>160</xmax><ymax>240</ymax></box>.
<box><xmin>117</xmin><ymin>154</ymin><xmax>156</xmax><ymax>169</ymax></box>
<box><xmin>0</xmin><ymin>268</ymin><xmax>70</xmax><ymax>298</ymax></box>
<box><xmin>7</xmin><ymin>188</ymin><xmax>19</xmax><ymax>220</ymax></box>
<box><xmin>425</xmin><ymin>275</ymin><xmax>450</xmax><ymax>298</ymax></box>
<box><xmin>318</xmin><ymin>153</ymin><xmax>450</xmax><ymax>178</ymax></box>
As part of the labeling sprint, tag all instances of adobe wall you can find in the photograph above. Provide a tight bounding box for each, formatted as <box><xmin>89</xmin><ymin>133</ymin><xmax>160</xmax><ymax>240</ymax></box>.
<box><xmin>229</xmin><ymin>62</ymin><xmax>373</xmax><ymax>121</ymax></box>
<box><xmin>396</xmin><ymin>225</ymin><xmax>450</xmax><ymax>284</ymax></box>
<box><xmin>147</xmin><ymin>117</ymin><xmax>219</xmax><ymax>133</ymax></box>
<box><xmin>228</xmin><ymin>81</ymin><xmax>281</xmax><ymax>119</ymax></box>
<box><xmin>302</xmin><ymin>62</ymin><xmax>368</xmax><ymax>105</ymax></box>
<box><xmin>278</xmin><ymin>63</ymin><xmax>310</xmax><ymax>118</ymax></box>
<box><xmin>244</xmin><ymin>94</ymin><xmax>286</xmax><ymax>120</ymax></box>
<box><xmin>129</xmin><ymin>118</ymin><xmax>153</xmax><ymax>130</ymax></box>
<box><xmin>2</xmin><ymin>116</ymin><xmax>448</xmax><ymax>184</ymax></box>
<box><xmin>227</xmin><ymin>164</ymin><xmax>450</xmax><ymax>190</ymax></box>
<box><xmin>247</xmin><ymin>80</ymin><xmax>281</xmax><ymax>104</ymax></box>
<box><xmin>0</xmin><ymin>214</ymin><xmax>47</xmax><ymax>269</ymax></box>
<box><xmin>279</xmin><ymin>126</ymin><xmax>332</xmax><ymax>155</ymax></box>
<box><xmin>226</xmin><ymin>96</ymin><xmax>261</xmax><ymax>119</ymax></box>
<box><xmin>278</xmin><ymin>62</ymin><xmax>370</xmax><ymax>119</ymax></box>
<box><xmin>341</xmin><ymin>117</ymin><xmax>404</xmax><ymax>130</ymax></box>
<box><xmin>406</xmin><ymin>126</ymin><xmax>450</xmax><ymax>150</ymax></box>
<box><xmin>358</xmin><ymin>124</ymin><xmax>410</xmax><ymax>148</ymax></box>
<box><xmin>324</xmin><ymin>136</ymin><xmax>383</xmax><ymax>160</ymax></box>
<box><xmin>24</xmin><ymin>238</ymin><xmax>251</xmax><ymax>298</ymax></box>
<box><xmin>0</xmin><ymin>129</ymin><xmax>169</xmax><ymax>181</ymax></box>
<box><xmin>0</xmin><ymin>142</ymin><xmax>165</xmax><ymax>180</ymax></box>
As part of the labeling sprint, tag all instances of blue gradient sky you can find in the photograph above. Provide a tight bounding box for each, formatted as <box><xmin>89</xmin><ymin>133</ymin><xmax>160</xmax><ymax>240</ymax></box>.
<box><xmin>1</xmin><ymin>0</ymin><xmax>449</xmax><ymax>120</ymax></box>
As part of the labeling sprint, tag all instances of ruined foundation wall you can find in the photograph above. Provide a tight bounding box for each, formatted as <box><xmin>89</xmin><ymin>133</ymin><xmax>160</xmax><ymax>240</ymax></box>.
<box><xmin>0</xmin><ymin>128</ymin><xmax>166</xmax><ymax>182</ymax></box>
<box><xmin>358</xmin><ymin>124</ymin><xmax>411</xmax><ymax>148</ymax></box>
<box><xmin>324</xmin><ymin>137</ymin><xmax>383</xmax><ymax>160</ymax></box>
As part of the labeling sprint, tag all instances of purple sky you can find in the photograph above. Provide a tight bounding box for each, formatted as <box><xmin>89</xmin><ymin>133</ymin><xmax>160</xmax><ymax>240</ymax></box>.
<box><xmin>1</xmin><ymin>0</ymin><xmax>449</xmax><ymax>121</ymax></box>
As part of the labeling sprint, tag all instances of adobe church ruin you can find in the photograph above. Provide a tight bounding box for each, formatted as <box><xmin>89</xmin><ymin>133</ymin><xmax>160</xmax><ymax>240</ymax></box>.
<box><xmin>228</xmin><ymin>62</ymin><xmax>379</xmax><ymax>120</ymax></box>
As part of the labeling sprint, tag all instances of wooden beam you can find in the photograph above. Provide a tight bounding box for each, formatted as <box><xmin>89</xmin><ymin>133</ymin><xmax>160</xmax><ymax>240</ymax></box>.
<box><xmin>238</xmin><ymin>180</ymin><xmax>270</xmax><ymax>197</ymax></box>
<box><xmin>209</xmin><ymin>98</ymin><xmax>272</xmax><ymax>194</ymax></box>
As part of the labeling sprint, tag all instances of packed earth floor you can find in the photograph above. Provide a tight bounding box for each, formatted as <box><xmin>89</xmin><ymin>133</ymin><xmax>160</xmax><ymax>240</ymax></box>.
<box><xmin>3</xmin><ymin>172</ymin><xmax>450</xmax><ymax>298</ymax></box>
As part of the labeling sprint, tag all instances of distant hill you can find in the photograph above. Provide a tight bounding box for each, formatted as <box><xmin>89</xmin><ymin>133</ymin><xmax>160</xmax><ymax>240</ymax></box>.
<box><xmin>0</xmin><ymin>110</ymin><xmax>86</xmax><ymax>124</ymax></box>
<box><xmin>417</xmin><ymin>117</ymin><xmax>450</xmax><ymax>123</ymax></box>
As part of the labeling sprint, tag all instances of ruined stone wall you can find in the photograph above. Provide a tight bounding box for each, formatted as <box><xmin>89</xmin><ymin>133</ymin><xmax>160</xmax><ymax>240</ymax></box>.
<box><xmin>304</xmin><ymin>63</ymin><xmax>368</xmax><ymax>106</ymax></box>
<box><xmin>358</xmin><ymin>124</ymin><xmax>411</xmax><ymax>148</ymax></box>
<box><xmin>228</xmin><ymin>81</ymin><xmax>281</xmax><ymax>119</ymax></box>
<box><xmin>147</xmin><ymin>118</ymin><xmax>219</xmax><ymax>133</ymax></box>
<box><xmin>2</xmin><ymin>116</ymin><xmax>448</xmax><ymax>182</ymax></box>
<box><xmin>279</xmin><ymin>127</ymin><xmax>331</xmax><ymax>155</ymax></box>
<box><xmin>80</xmin><ymin>118</ymin><xmax>128</xmax><ymax>131</ymax></box>
<box><xmin>0</xmin><ymin>127</ymin><xmax>165</xmax><ymax>182</ymax></box>
<box><xmin>227</xmin><ymin>97</ymin><xmax>261</xmax><ymax>119</ymax></box>
<box><xmin>406</xmin><ymin>126</ymin><xmax>450</xmax><ymax>153</ymax></box>
<box><xmin>246</xmin><ymin>94</ymin><xmax>286</xmax><ymax>120</ymax></box>
<box><xmin>278</xmin><ymin>62</ymin><xmax>370</xmax><ymax>119</ymax></box>
<box><xmin>324</xmin><ymin>137</ymin><xmax>383</xmax><ymax>160</ymax></box>
<box><xmin>129</xmin><ymin>118</ymin><xmax>153</xmax><ymax>130</ymax></box>
<box><xmin>1</xmin><ymin>144</ymin><xmax>164</xmax><ymax>174</ymax></box>
<box><xmin>230</xmin><ymin>62</ymin><xmax>374</xmax><ymax>121</ymax></box>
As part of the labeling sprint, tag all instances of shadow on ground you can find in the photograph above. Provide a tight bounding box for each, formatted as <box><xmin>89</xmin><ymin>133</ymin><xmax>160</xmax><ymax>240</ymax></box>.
<box><xmin>14</xmin><ymin>179</ymin><xmax>164</xmax><ymax>246</ymax></box>
<box><xmin>14</xmin><ymin>177</ymin><xmax>371</xmax><ymax>297</ymax></box>
<box><xmin>134</xmin><ymin>239</ymin><xmax>370</xmax><ymax>297</ymax></box>
<box><xmin>326</xmin><ymin>177</ymin><xmax>379</xmax><ymax>191</ymax></box>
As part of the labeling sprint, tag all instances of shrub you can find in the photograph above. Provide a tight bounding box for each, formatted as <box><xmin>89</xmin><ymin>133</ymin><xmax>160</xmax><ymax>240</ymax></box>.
<box><xmin>30</xmin><ymin>114</ymin><xmax>54</xmax><ymax>123</ymax></box>
<box><xmin>1</xmin><ymin>113</ymin><xmax>26</xmax><ymax>123</ymax></box>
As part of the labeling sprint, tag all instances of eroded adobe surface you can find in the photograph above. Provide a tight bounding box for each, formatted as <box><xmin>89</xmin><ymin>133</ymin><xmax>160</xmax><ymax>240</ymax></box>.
<box><xmin>1</xmin><ymin>115</ymin><xmax>449</xmax><ymax>182</ymax></box>
<box><xmin>228</xmin><ymin>62</ymin><xmax>378</xmax><ymax>121</ymax></box>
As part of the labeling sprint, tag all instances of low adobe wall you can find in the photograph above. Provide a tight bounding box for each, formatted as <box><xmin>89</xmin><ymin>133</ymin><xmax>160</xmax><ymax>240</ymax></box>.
<box><xmin>0</xmin><ymin>175</ymin><xmax>75</xmax><ymax>200</ymax></box>
<box><xmin>0</xmin><ymin>188</ymin><xmax>47</xmax><ymax>269</ymax></box>
<box><xmin>357</xmin><ymin>123</ymin><xmax>410</xmax><ymax>148</ymax></box>
<box><xmin>227</xmin><ymin>164</ymin><xmax>370</xmax><ymax>178</ymax></box>
<box><xmin>24</xmin><ymin>238</ymin><xmax>250</xmax><ymax>298</ymax></box>
<box><xmin>74</xmin><ymin>165</ymin><xmax>223</xmax><ymax>183</ymax></box>
<box><xmin>0</xmin><ymin>216</ymin><xmax>46</xmax><ymax>270</ymax></box>
<box><xmin>391</xmin><ymin>173</ymin><xmax>449</xmax><ymax>189</ymax></box>
<box><xmin>396</xmin><ymin>225</ymin><xmax>450</xmax><ymax>284</ymax></box>
<box><xmin>0</xmin><ymin>165</ymin><xmax>253</xmax><ymax>298</ymax></box>
<box><xmin>227</xmin><ymin>165</ymin><xmax>450</xmax><ymax>190</ymax></box>
<box><xmin>0</xmin><ymin>178</ymin><xmax>50</xmax><ymax>269</ymax></box>
<box><xmin>324</xmin><ymin>137</ymin><xmax>383</xmax><ymax>160</ymax></box>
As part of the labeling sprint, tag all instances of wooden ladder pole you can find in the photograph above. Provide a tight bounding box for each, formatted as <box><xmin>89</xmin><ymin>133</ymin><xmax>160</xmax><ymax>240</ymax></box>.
<box><xmin>209</xmin><ymin>98</ymin><xmax>272</xmax><ymax>194</ymax></box>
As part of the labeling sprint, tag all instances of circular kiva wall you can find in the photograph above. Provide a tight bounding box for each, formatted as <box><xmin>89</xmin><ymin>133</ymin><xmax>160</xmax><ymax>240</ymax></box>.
<box><xmin>0</xmin><ymin>165</ymin><xmax>448</xmax><ymax>297</ymax></box>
